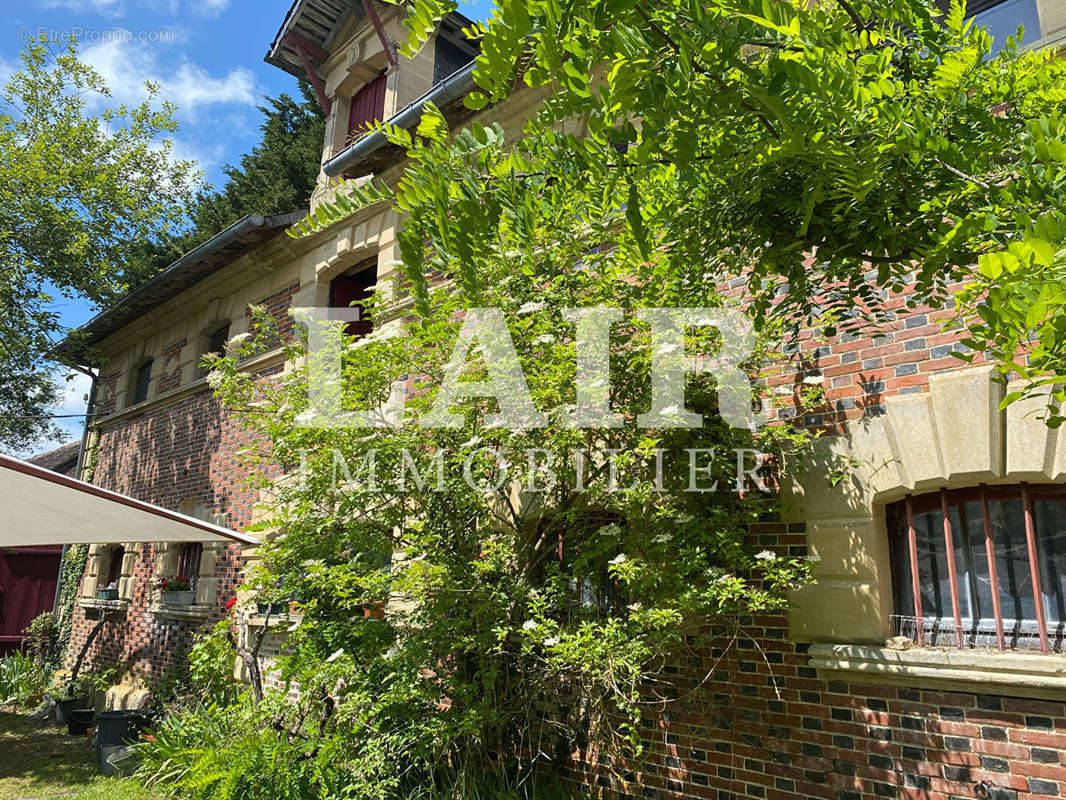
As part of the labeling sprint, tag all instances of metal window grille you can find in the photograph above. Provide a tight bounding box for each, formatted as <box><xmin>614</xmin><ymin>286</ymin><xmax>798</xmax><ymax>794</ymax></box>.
<box><xmin>889</xmin><ymin>484</ymin><xmax>1066</xmax><ymax>653</ymax></box>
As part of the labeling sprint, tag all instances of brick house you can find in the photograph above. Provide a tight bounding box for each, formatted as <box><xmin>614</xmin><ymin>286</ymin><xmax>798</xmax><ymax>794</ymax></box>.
<box><xmin>58</xmin><ymin>0</ymin><xmax>1066</xmax><ymax>797</ymax></box>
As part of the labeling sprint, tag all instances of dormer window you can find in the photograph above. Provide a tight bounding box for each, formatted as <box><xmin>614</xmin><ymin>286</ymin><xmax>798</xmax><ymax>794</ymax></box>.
<box><xmin>433</xmin><ymin>27</ymin><xmax>477</xmax><ymax>83</ymax></box>
<box><xmin>348</xmin><ymin>73</ymin><xmax>387</xmax><ymax>142</ymax></box>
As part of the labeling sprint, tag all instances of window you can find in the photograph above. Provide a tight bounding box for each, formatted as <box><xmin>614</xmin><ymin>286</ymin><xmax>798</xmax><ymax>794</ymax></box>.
<box><xmin>433</xmin><ymin>33</ymin><xmax>476</xmax><ymax>83</ymax></box>
<box><xmin>206</xmin><ymin>324</ymin><xmax>230</xmax><ymax>359</ymax></box>
<box><xmin>175</xmin><ymin>542</ymin><xmax>203</xmax><ymax>592</ymax></box>
<box><xmin>934</xmin><ymin>0</ymin><xmax>1042</xmax><ymax>51</ymax></box>
<box><xmin>199</xmin><ymin>323</ymin><xmax>230</xmax><ymax>377</ymax></box>
<box><xmin>348</xmin><ymin>73</ymin><xmax>386</xmax><ymax>141</ymax></box>
<box><xmin>889</xmin><ymin>485</ymin><xmax>1066</xmax><ymax>652</ymax></box>
<box><xmin>549</xmin><ymin>530</ymin><xmax>626</xmax><ymax>621</ymax></box>
<box><xmin>104</xmin><ymin>545</ymin><xmax>125</xmax><ymax>589</ymax></box>
<box><xmin>131</xmin><ymin>360</ymin><xmax>152</xmax><ymax>405</ymax></box>
<box><xmin>329</xmin><ymin>260</ymin><xmax>376</xmax><ymax>338</ymax></box>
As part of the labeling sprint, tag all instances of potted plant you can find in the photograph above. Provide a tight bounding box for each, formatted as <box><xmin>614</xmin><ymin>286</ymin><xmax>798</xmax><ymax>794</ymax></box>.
<box><xmin>156</xmin><ymin>575</ymin><xmax>194</xmax><ymax>606</ymax></box>
<box><xmin>256</xmin><ymin>600</ymin><xmax>288</xmax><ymax>616</ymax></box>
<box><xmin>97</xmin><ymin>582</ymin><xmax>119</xmax><ymax>601</ymax></box>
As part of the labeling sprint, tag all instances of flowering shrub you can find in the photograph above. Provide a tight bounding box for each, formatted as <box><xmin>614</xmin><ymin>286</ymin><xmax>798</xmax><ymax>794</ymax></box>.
<box><xmin>211</xmin><ymin>163</ymin><xmax>820</xmax><ymax>785</ymax></box>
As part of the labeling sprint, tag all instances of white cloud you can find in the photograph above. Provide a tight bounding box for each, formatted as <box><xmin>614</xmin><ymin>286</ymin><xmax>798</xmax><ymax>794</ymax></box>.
<box><xmin>41</xmin><ymin>0</ymin><xmax>126</xmax><ymax>16</ymax></box>
<box><xmin>20</xmin><ymin>370</ymin><xmax>92</xmax><ymax>457</ymax></box>
<box><xmin>80</xmin><ymin>37</ymin><xmax>258</xmax><ymax>119</ymax></box>
<box><xmin>57</xmin><ymin>371</ymin><xmax>93</xmax><ymax>419</ymax></box>
<box><xmin>190</xmin><ymin>0</ymin><xmax>229</xmax><ymax>17</ymax></box>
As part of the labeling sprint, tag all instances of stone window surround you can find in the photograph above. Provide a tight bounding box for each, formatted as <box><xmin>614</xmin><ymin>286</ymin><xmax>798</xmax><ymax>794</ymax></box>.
<box><xmin>150</xmin><ymin>501</ymin><xmax>228</xmax><ymax>621</ymax></box>
<box><xmin>80</xmin><ymin>542</ymin><xmax>139</xmax><ymax>611</ymax></box>
<box><xmin>786</xmin><ymin>364</ymin><xmax>1066</xmax><ymax>697</ymax></box>
<box><xmin>150</xmin><ymin>538</ymin><xmax>226</xmax><ymax>621</ymax></box>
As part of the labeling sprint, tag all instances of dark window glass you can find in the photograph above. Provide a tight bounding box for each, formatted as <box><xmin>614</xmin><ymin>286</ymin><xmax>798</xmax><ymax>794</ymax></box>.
<box><xmin>132</xmin><ymin>360</ymin><xmax>152</xmax><ymax>404</ymax></box>
<box><xmin>206</xmin><ymin>324</ymin><xmax>230</xmax><ymax>358</ymax></box>
<box><xmin>889</xmin><ymin>487</ymin><xmax>1066</xmax><ymax>648</ymax></box>
<box><xmin>105</xmin><ymin>545</ymin><xmax>125</xmax><ymax>588</ymax></box>
<box><xmin>433</xmin><ymin>34</ymin><xmax>476</xmax><ymax>83</ymax></box>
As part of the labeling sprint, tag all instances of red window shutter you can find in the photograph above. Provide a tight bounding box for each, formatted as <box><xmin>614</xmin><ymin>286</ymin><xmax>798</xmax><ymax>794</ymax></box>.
<box><xmin>348</xmin><ymin>72</ymin><xmax>387</xmax><ymax>139</ymax></box>
<box><xmin>329</xmin><ymin>262</ymin><xmax>377</xmax><ymax>338</ymax></box>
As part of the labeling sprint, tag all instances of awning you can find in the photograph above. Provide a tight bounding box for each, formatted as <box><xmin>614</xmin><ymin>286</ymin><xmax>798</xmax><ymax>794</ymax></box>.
<box><xmin>0</xmin><ymin>452</ymin><xmax>259</xmax><ymax>547</ymax></box>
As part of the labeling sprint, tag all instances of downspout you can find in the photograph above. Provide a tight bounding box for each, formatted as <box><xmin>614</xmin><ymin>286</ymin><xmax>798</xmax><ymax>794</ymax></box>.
<box><xmin>51</xmin><ymin>364</ymin><xmax>98</xmax><ymax>617</ymax></box>
<box><xmin>321</xmin><ymin>60</ymin><xmax>478</xmax><ymax>178</ymax></box>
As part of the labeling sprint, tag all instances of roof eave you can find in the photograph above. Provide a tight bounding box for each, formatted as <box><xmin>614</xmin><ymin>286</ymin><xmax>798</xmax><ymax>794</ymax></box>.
<box><xmin>57</xmin><ymin>210</ymin><xmax>306</xmax><ymax>365</ymax></box>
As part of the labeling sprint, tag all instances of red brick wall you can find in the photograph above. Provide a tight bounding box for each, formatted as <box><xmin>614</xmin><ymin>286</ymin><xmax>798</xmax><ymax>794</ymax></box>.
<box><xmin>558</xmin><ymin>528</ymin><xmax>1065</xmax><ymax>800</ymax></box>
<box><xmin>246</xmin><ymin>281</ymin><xmax>300</xmax><ymax>351</ymax></box>
<box><xmin>66</xmin><ymin>386</ymin><xmax>265</xmax><ymax>684</ymax></box>
<box><xmin>759</xmin><ymin>281</ymin><xmax>979</xmax><ymax>433</ymax></box>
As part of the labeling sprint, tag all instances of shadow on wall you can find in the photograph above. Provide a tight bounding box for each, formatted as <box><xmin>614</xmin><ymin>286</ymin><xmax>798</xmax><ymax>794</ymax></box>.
<box><xmin>93</xmin><ymin>393</ymin><xmax>224</xmax><ymax>509</ymax></box>
<box><xmin>72</xmin><ymin>391</ymin><xmax>228</xmax><ymax>682</ymax></box>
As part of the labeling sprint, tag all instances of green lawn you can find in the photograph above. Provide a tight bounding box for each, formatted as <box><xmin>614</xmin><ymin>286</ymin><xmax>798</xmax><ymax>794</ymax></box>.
<box><xmin>0</xmin><ymin>708</ymin><xmax>159</xmax><ymax>800</ymax></box>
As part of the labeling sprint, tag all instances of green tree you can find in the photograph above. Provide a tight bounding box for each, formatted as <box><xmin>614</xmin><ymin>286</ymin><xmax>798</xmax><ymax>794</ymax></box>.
<box><xmin>152</xmin><ymin>83</ymin><xmax>324</xmax><ymax>263</ymax></box>
<box><xmin>0</xmin><ymin>39</ymin><xmax>196</xmax><ymax>452</ymax></box>
<box><xmin>211</xmin><ymin>106</ymin><xmax>818</xmax><ymax>791</ymax></box>
<box><xmin>376</xmin><ymin>0</ymin><xmax>1066</xmax><ymax>422</ymax></box>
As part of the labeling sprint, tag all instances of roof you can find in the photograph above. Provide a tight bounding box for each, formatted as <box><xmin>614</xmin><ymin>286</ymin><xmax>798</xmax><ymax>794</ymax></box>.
<box><xmin>265</xmin><ymin>0</ymin><xmax>475</xmax><ymax>80</ymax></box>
<box><xmin>266</xmin><ymin>0</ymin><xmax>368</xmax><ymax>80</ymax></box>
<box><xmin>0</xmin><ymin>452</ymin><xmax>259</xmax><ymax>547</ymax></box>
<box><xmin>27</xmin><ymin>442</ymin><xmax>81</xmax><ymax>478</ymax></box>
<box><xmin>61</xmin><ymin>211</ymin><xmax>306</xmax><ymax>364</ymax></box>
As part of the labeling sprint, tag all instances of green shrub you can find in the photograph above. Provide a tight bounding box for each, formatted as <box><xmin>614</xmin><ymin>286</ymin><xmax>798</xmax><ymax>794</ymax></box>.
<box><xmin>136</xmin><ymin>697</ymin><xmax>341</xmax><ymax>800</ymax></box>
<box><xmin>188</xmin><ymin>620</ymin><xmax>241</xmax><ymax>706</ymax></box>
<box><xmin>24</xmin><ymin>611</ymin><xmax>56</xmax><ymax>662</ymax></box>
<box><xmin>0</xmin><ymin>650</ymin><xmax>50</xmax><ymax>707</ymax></box>
<box><xmin>135</xmin><ymin>701</ymin><xmax>236</xmax><ymax>790</ymax></box>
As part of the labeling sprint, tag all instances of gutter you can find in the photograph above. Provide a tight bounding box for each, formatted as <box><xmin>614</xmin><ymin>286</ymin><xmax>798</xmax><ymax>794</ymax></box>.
<box><xmin>50</xmin><ymin>364</ymin><xmax>97</xmax><ymax>640</ymax></box>
<box><xmin>322</xmin><ymin>60</ymin><xmax>478</xmax><ymax>178</ymax></box>
<box><xmin>60</xmin><ymin>211</ymin><xmax>305</xmax><ymax>362</ymax></box>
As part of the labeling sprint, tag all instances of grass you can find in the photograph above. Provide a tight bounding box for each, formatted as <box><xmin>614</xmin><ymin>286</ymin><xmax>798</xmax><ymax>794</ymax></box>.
<box><xmin>0</xmin><ymin>708</ymin><xmax>160</xmax><ymax>800</ymax></box>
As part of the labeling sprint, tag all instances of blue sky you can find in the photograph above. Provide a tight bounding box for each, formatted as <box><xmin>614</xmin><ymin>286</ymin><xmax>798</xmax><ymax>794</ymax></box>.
<box><xmin>1</xmin><ymin>0</ymin><xmax>493</xmax><ymax>453</ymax></box>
